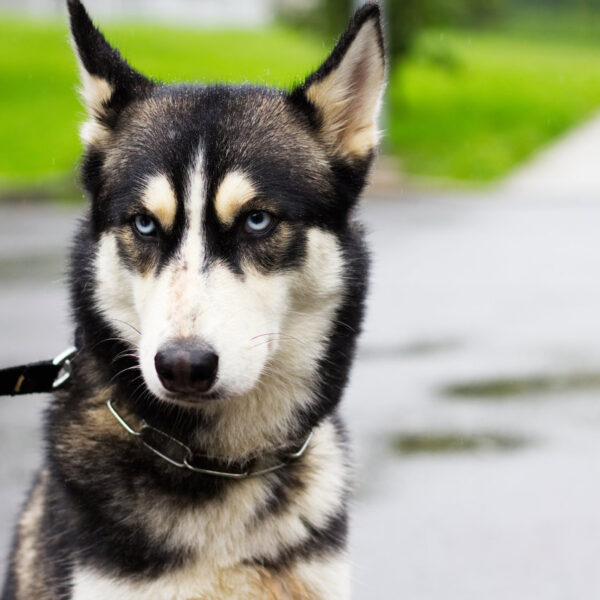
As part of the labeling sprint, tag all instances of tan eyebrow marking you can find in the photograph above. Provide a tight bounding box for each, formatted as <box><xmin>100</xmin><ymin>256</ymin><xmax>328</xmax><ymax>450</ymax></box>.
<box><xmin>141</xmin><ymin>174</ymin><xmax>177</xmax><ymax>230</ymax></box>
<box><xmin>214</xmin><ymin>171</ymin><xmax>257</xmax><ymax>226</ymax></box>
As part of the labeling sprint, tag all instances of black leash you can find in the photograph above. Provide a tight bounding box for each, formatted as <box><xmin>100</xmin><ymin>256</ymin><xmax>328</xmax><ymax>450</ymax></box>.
<box><xmin>0</xmin><ymin>347</ymin><xmax>77</xmax><ymax>396</ymax></box>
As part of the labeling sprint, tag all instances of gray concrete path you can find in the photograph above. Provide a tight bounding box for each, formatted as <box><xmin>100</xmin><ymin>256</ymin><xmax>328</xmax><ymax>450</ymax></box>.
<box><xmin>1</xmin><ymin>116</ymin><xmax>599</xmax><ymax>597</ymax></box>
<box><xmin>503</xmin><ymin>111</ymin><xmax>600</xmax><ymax>197</ymax></box>
<box><xmin>347</xmin><ymin>192</ymin><xmax>600</xmax><ymax>599</ymax></box>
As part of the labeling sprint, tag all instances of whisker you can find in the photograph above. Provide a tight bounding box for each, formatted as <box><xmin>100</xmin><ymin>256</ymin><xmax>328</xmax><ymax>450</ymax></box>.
<box><xmin>90</xmin><ymin>336</ymin><xmax>136</xmax><ymax>353</ymax></box>
<box><xmin>113</xmin><ymin>319</ymin><xmax>141</xmax><ymax>336</ymax></box>
<box><xmin>111</xmin><ymin>351</ymin><xmax>139</xmax><ymax>364</ymax></box>
<box><xmin>109</xmin><ymin>364</ymin><xmax>142</xmax><ymax>384</ymax></box>
<box><xmin>250</xmin><ymin>332</ymin><xmax>304</xmax><ymax>343</ymax></box>
<box><xmin>250</xmin><ymin>333</ymin><xmax>281</xmax><ymax>341</ymax></box>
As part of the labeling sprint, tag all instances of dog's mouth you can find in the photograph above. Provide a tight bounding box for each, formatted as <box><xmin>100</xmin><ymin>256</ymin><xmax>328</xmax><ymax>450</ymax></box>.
<box><xmin>160</xmin><ymin>388</ymin><xmax>224</xmax><ymax>407</ymax></box>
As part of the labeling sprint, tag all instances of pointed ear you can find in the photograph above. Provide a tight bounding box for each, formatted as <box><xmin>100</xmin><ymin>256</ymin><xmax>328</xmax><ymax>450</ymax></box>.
<box><xmin>293</xmin><ymin>2</ymin><xmax>386</xmax><ymax>160</ymax></box>
<box><xmin>67</xmin><ymin>0</ymin><xmax>153</xmax><ymax>145</ymax></box>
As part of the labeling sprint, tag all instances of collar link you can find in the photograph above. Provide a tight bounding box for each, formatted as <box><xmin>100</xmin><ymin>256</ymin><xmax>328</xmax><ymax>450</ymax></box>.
<box><xmin>107</xmin><ymin>399</ymin><xmax>313</xmax><ymax>479</ymax></box>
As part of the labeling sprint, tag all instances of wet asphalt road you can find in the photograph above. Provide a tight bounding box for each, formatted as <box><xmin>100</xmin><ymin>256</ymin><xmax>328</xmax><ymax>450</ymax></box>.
<box><xmin>1</xmin><ymin>186</ymin><xmax>600</xmax><ymax>598</ymax></box>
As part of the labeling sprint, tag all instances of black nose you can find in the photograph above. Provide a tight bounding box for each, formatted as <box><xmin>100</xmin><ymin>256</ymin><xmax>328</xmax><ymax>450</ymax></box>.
<box><xmin>154</xmin><ymin>340</ymin><xmax>219</xmax><ymax>394</ymax></box>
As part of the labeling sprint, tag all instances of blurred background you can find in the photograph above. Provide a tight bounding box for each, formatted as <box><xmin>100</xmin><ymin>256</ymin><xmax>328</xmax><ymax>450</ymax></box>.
<box><xmin>1</xmin><ymin>0</ymin><xmax>600</xmax><ymax>598</ymax></box>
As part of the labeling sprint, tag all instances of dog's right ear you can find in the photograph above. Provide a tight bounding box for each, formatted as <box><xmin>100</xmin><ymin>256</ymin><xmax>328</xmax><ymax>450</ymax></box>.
<box><xmin>67</xmin><ymin>0</ymin><xmax>153</xmax><ymax>145</ymax></box>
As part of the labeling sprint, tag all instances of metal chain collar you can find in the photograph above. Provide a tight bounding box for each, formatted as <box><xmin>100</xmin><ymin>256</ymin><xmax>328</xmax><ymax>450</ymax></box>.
<box><xmin>107</xmin><ymin>399</ymin><xmax>313</xmax><ymax>479</ymax></box>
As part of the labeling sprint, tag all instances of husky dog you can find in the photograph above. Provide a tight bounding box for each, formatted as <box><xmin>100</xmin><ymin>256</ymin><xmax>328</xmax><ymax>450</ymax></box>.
<box><xmin>2</xmin><ymin>1</ymin><xmax>385</xmax><ymax>598</ymax></box>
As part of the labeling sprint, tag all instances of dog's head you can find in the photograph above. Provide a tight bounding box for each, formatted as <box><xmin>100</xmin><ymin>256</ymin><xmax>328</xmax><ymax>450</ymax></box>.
<box><xmin>68</xmin><ymin>0</ymin><xmax>384</xmax><ymax>432</ymax></box>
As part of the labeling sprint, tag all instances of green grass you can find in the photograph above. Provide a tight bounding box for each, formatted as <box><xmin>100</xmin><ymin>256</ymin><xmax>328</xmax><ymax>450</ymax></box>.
<box><xmin>1</xmin><ymin>12</ymin><xmax>600</xmax><ymax>190</ymax></box>
<box><xmin>388</xmin><ymin>28</ymin><xmax>600</xmax><ymax>181</ymax></box>
<box><xmin>0</xmin><ymin>17</ymin><xmax>325</xmax><ymax>189</ymax></box>
<box><xmin>502</xmin><ymin>6</ymin><xmax>600</xmax><ymax>46</ymax></box>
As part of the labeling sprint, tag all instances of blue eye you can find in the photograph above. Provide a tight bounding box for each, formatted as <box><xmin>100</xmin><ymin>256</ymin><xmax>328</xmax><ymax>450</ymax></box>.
<box><xmin>245</xmin><ymin>211</ymin><xmax>273</xmax><ymax>235</ymax></box>
<box><xmin>134</xmin><ymin>214</ymin><xmax>157</xmax><ymax>237</ymax></box>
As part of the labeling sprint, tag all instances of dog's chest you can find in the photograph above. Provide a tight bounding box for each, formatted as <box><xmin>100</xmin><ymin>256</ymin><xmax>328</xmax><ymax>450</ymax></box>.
<box><xmin>71</xmin><ymin>557</ymin><xmax>350</xmax><ymax>600</ymax></box>
<box><xmin>70</xmin><ymin>420</ymin><xmax>348</xmax><ymax>599</ymax></box>
<box><xmin>71</xmin><ymin>563</ymin><xmax>288</xmax><ymax>600</ymax></box>
<box><xmin>70</xmin><ymin>491</ymin><xmax>299</xmax><ymax>600</ymax></box>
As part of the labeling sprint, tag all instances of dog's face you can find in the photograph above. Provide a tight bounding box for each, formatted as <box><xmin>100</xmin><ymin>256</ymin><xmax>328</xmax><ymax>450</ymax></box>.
<box><xmin>69</xmin><ymin>1</ymin><xmax>384</xmax><ymax>414</ymax></box>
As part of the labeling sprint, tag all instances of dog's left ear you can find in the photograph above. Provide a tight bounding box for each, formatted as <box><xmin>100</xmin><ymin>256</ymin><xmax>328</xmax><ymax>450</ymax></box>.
<box><xmin>292</xmin><ymin>2</ymin><xmax>386</xmax><ymax>160</ymax></box>
<box><xmin>67</xmin><ymin>0</ymin><xmax>153</xmax><ymax>144</ymax></box>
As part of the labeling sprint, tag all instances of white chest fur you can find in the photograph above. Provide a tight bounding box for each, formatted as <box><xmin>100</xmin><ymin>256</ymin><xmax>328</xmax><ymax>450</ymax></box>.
<box><xmin>71</xmin><ymin>557</ymin><xmax>350</xmax><ymax>600</ymax></box>
<box><xmin>71</xmin><ymin>420</ymin><xmax>349</xmax><ymax>600</ymax></box>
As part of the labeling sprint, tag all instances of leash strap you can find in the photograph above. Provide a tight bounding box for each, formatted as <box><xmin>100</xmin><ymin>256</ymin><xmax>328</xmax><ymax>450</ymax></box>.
<box><xmin>0</xmin><ymin>347</ymin><xmax>77</xmax><ymax>396</ymax></box>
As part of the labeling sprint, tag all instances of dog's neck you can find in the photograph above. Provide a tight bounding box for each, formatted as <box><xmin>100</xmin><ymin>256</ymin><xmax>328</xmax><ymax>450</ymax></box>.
<box><xmin>78</xmin><ymin>341</ymin><xmax>320</xmax><ymax>463</ymax></box>
<box><xmin>106</xmin><ymin>397</ymin><xmax>314</xmax><ymax>479</ymax></box>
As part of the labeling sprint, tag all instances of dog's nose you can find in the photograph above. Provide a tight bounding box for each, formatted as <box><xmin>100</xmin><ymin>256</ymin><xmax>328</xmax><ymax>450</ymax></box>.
<box><xmin>154</xmin><ymin>340</ymin><xmax>219</xmax><ymax>394</ymax></box>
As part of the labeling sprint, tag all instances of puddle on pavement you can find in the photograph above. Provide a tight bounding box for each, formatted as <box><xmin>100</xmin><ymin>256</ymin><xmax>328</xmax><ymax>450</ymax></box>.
<box><xmin>443</xmin><ymin>372</ymin><xmax>600</xmax><ymax>399</ymax></box>
<box><xmin>391</xmin><ymin>432</ymin><xmax>526</xmax><ymax>455</ymax></box>
<box><xmin>359</xmin><ymin>339</ymin><xmax>459</xmax><ymax>360</ymax></box>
